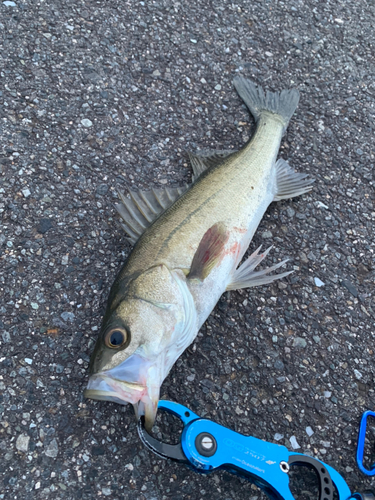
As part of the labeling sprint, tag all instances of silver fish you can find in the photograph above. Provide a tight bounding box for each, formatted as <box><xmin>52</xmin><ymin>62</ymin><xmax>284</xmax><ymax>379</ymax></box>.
<box><xmin>85</xmin><ymin>77</ymin><xmax>314</xmax><ymax>430</ymax></box>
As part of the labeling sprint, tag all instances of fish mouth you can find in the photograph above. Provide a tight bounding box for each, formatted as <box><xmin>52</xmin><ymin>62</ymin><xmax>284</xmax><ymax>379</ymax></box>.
<box><xmin>84</xmin><ymin>377</ymin><xmax>146</xmax><ymax>405</ymax></box>
<box><xmin>84</xmin><ymin>353</ymin><xmax>160</xmax><ymax>431</ymax></box>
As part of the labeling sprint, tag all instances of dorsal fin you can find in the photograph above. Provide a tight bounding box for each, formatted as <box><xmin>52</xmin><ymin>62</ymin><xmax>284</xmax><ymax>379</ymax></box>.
<box><xmin>115</xmin><ymin>148</ymin><xmax>237</xmax><ymax>245</ymax></box>
<box><xmin>188</xmin><ymin>149</ymin><xmax>237</xmax><ymax>181</ymax></box>
<box><xmin>115</xmin><ymin>185</ymin><xmax>189</xmax><ymax>245</ymax></box>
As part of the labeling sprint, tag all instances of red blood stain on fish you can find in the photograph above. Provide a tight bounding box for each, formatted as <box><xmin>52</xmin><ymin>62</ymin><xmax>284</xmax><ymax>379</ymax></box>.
<box><xmin>233</xmin><ymin>226</ymin><xmax>247</xmax><ymax>234</ymax></box>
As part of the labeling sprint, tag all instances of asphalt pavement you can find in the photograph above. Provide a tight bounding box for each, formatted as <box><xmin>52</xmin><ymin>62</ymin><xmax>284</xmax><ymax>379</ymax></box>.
<box><xmin>1</xmin><ymin>0</ymin><xmax>374</xmax><ymax>499</ymax></box>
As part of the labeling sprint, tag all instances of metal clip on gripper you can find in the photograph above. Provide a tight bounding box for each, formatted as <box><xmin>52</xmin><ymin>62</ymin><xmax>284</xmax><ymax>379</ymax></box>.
<box><xmin>357</xmin><ymin>410</ymin><xmax>375</xmax><ymax>477</ymax></box>
<box><xmin>138</xmin><ymin>400</ymin><xmax>375</xmax><ymax>500</ymax></box>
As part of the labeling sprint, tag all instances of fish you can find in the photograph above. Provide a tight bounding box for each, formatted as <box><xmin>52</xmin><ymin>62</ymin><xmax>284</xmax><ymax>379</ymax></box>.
<box><xmin>84</xmin><ymin>77</ymin><xmax>314</xmax><ymax>430</ymax></box>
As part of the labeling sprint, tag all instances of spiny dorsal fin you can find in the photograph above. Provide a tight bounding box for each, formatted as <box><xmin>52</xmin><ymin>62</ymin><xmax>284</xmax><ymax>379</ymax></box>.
<box><xmin>188</xmin><ymin>149</ymin><xmax>237</xmax><ymax>181</ymax></box>
<box><xmin>115</xmin><ymin>185</ymin><xmax>189</xmax><ymax>245</ymax></box>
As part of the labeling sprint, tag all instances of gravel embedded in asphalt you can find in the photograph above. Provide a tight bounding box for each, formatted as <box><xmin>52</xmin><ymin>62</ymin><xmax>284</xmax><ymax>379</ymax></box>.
<box><xmin>1</xmin><ymin>0</ymin><xmax>374</xmax><ymax>499</ymax></box>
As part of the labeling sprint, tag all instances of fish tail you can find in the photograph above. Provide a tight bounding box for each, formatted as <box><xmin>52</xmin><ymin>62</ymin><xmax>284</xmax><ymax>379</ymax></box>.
<box><xmin>233</xmin><ymin>77</ymin><xmax>300</xmax><ymax>131</ymax></box>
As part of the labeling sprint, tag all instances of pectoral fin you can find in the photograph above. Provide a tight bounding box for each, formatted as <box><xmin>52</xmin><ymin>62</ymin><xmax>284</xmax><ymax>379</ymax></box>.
<box><xmin>187</xmin><ymin>223</ymin><xmax>229</xmax><ymax>281</ymax></box>
<box><xmin>226</xmin><ymin>246</ymin><xmax>292</xmax><ymax>291</ymax></box>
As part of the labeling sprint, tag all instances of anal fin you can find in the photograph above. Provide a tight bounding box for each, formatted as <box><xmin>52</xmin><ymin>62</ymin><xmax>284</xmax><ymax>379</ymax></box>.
<box><xmin>226</xmin><ymin>246</ymin><xmax>292</xmax><ymax>291</ymax></box>
<box><xmin>187</xmin><ymin>223</ymin><xmax>229</xmax><ymax>281</ymax></box>
<box><xmin>274</xmin><ymin>159</ymin><xmax>314</xmax><ymax>201</ymax></box>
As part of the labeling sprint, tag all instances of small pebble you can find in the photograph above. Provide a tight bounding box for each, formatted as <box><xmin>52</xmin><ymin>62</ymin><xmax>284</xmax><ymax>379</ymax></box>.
<box><xmin>342</xmin><ymin>279</ymin><xmax>358</xmax><ymax>297</ymax></box>
<box><xmin>16</xmin><ymin>434</ymin><xmax>30</xmax><ymax>452</ymax></box>
<box><xmin>45</xmin><ymin>438</ymin><xmax>59</xmax><ymax>458</ymax></box>
<box><xmin>293</xmin><ymin>337</ymin><xmax>307</xmax><ymax>348</ymax></box>
<box><xmin>3</xmin><ymin>0</ymin><xmax>17</xmax><ymax>6</ymax></box>
<box><xmin>81</xmin><ymin>119</ymin><xmax>93</xmax><ymax>127</ymax></box>
<box><xmin>37</xmin><ymin>218</ymin><xmax>53</xmax><ymax>234</ymax></box>
<box><xmin>96</xmin><ymin>183</ymin><xmax>109</xmax><ymax>195</ymax></box>
<box><xmin>61</xmin><ymin>312</ymin><xmax>75</xmax><ymax>322</ymax></box>
<box><xmin>2</xmin><ymin>331</ymin><xmax>10</xmax><ymax>343</ymax></box>
<box><xmin>22</xmin><ymin>188</ymin><xmax>31</xmax><ymax>198</ymax></box>
<box><xmin>305</xmin><ymin>426</ymin><xmax>314</xmax><ymax>437</ymax></box>
<box><xmin>307</xmin><ymin>251</ymin><xmax>316</xmax><ymax>261</ymax></box>
<box><xmin>214</xmin><ymin>84</ymin><xmax>222</xmax><ymax>90</ymax></box>
<box><xmin>24</xmin><ymin>358</ymin><xmax>33</xmax><ymax>365</ymax></box>
<box><xmin>299</xmin><ymin>252</ymin><xmax>308</xmax><ymax>263</ymax></box>
<box><xmin>262</xmin><ymin>230</ymin><xmax>273</xmax><ymax>239</ymax></box>
<box><xmin>274</xmin><ymin>359</ymin><xmax>284</xmax><ymax>370</ymax></box>
<box><xmin>354</xmin><ymin>369</ymin><xmax>362</xmax><ymax>380</ymax></box>
<box><xmin>314</xmin><ymin>277</ymin><xmax>325</xmax><ymax>287</ymax></box>
<box><xmin>274</xmin><ymin>433</ymin><xmax>284</xmax><ymax>441</ymax></box>
<box><xmin>289</xmin><ymin>436</ymin><xmax>300</xmax><ymax>450</ymax></box>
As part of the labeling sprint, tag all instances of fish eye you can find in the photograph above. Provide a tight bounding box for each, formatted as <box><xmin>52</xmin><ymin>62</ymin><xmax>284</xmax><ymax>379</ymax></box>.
<box><xmin>105</xmin><ymin>328</ymin><xmax>128</xmax><ymax>349</ymax></box>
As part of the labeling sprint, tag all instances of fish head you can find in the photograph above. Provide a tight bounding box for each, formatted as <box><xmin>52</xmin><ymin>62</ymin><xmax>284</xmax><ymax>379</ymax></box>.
<box><xmin>85</xmin><ymin>264</ymin><xmax>196</xmax><ymax>430</ymax></box>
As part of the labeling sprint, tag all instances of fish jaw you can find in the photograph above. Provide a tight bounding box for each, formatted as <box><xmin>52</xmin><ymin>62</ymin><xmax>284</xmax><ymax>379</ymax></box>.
<box><xmin>84</xmin><ymin>352</ymin><xmax>161</xmax><ymax>431</ymax></box>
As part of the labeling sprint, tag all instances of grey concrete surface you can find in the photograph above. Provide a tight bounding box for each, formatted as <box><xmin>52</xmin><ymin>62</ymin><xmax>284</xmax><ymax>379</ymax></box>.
<box><xmin>0</xmin><ymin>0</ymin><xmax>374</xmax><ymax>498</ymax></box>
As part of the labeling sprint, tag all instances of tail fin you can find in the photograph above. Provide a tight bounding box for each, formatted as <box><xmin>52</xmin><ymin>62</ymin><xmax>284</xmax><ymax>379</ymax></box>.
<box><xmin>233</xmin><ymin>77</ymin><xmax>300</xmax><ymax>131</ymax></box>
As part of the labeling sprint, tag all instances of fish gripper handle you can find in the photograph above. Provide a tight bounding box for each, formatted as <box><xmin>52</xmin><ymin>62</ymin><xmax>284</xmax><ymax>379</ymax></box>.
<box><xmin>142</xmin><ymin>401</ymin><xmax>366</xmax><ymax>500</ymax></box>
